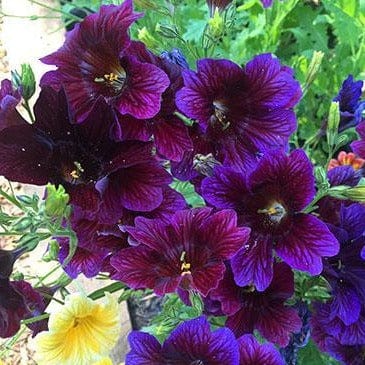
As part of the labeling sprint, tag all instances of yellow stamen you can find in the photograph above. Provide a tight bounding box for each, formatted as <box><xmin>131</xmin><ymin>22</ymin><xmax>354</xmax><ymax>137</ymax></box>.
<box><xmin>180</xmin><ymin>251</ymin><xmax>192</xmax><ymax>275</ymax></box>
<box><xmin>70</xmin><ymin>170</ymin><xmax>80</xmax><ymax>179</ymax></box>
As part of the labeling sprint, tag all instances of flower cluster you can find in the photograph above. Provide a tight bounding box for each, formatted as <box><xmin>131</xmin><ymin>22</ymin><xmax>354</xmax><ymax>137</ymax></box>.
<box><xmin>0</xmin><ymin>0</ymin><xmax>365</xmax><ymax>364</ymax></box>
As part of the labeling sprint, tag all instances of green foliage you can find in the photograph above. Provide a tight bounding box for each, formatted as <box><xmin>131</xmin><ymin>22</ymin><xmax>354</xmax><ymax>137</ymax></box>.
<box><xmin>170</xmin><ymin>179</ymin><xmax>206</xmax><ymax>207</ymax></box>
<box><xmin>298</xmin><ymin>340</ymin><xmax>340</xmax><ymax>365</ymax></box>
<box><xmin>141</xmin><ymin>293</ymin><xmax>203</xmax><ymax>342</ymax></box>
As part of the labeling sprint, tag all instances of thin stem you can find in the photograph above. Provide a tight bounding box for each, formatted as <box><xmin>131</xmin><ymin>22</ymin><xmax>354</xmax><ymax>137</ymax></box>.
<box><xmin>0</xmin><ymin>188</ymin><xmax>22</xmax><ymax>209</ymax></box>
<box><xmin>35</xmin><ymin>265</ymin><xmax>61</xmax><ymax>286</ymax></box>
<box><xmin>22</xmin><ymin>100</ymin><xmax>35</xmax><ymax>124</ymax></box>
<box><xmin>21</xmin><ymin>313</ymin><xmax>50</xmax><ymax>325</ymax></box>
<box><xmin>89</xmin><ymin>282</ymin><xmax>126</xmax><ymax>300</ymax></box>
<box><xmin>28</xmin><ymin>0</ymin><xmax>83</xmax><ymax>21</ymax></box>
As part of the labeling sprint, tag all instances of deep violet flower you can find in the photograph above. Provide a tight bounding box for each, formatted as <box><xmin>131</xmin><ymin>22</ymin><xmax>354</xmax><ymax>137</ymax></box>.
<box><xmin>176</xmin><ymin>54</ymin><xmax>301</xmax><ymax>171</ymax></box>
<box><xmin>238</xmin><ymin>334</ymin><xmax>285</xmax><ymax>365</ymax></box>
<box><xmin>351</xmin><ymin>121</ymin><xmax>365</xmax><ymax>159</ymax></box>
<box><xmin>58</xmin><ymin>207</ymin><xmax>128</xmax><ymax>278</ymax></box>
<box><xmin>202</xmin><ymin>149</ymin><xmax>339</xmax><ymax>290</ymax></box>
<box><xmin>0</xmin><ymin>87</ymin><xmax>172</xmax><ymax>220</ymax></box>
<box><xmin>41</xmin><ymin>1</ymin><xmax>170</xmax><ymax>123</ymax></box>
<box><xmin>0</xmin><ymin>246</ymin><xmax>26</xmax><ymax>279</ymax></box>
<box><xmin>322</xmin><ymin>204</ymin><xmax>365</xmax><ymax>326</ymax></box>
<box><xmin>0</xmin><ymin>279</ymin><xmax>41</xmax><ymax>338</ymax></box>
<box><xmin>0</xmin><ymin>79</ymin><xmax>22</xmax><ymax>130</ymax></box>
<box><xmin>110</xmin><ymin>208</ymin><xmax>250</xmax><ymax>296</ymax></box>
<box><xmin>334</xmin><ymin>75</ymin><xmax>365</xmax><ymax>131</ymax></box>
<box><xmin>211</xmin><ymin>262</ymin><xmax>301</xmax><ymax>347</ymax></box>
<box><xmin>126</xmin><ymin>316</ymin><xmax>240</xmax><ymax>365</ymax></box>
<box><xmin>116</xmin><ymin>42</ymin><xmax>193</xmax><ymax>162</ymax></box>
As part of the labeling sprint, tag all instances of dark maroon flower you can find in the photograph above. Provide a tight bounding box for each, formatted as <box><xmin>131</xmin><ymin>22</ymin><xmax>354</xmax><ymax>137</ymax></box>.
<box><xmin>176</xmin><ymin>54</ymin><xmax>301</xmax><ymax>171</ymax></box>
<box><xmin>111</xmin><ymin>208</ymin><xmax>250</xmax><ymax>296</ymax></box>
<box><xmin>202</xmin><ymin>149</ymin><xmax>339</xmax><ymax>290</ymax></box>
<box><xmin>41</xmin><ymin>1</ymin><xmax>170</xmax><ymax>123</ymax></box>
<box><xmin>238</xmin><ymin>334</ymin><xmax>285</xmax><ymax>365</ymax></box>
<box><xmin>322</xmin><ymin>204</ymin><xmax>365</xmax><ymax>326</ymax></box>
<box><xmin>211</xmin><ymin>262</ymin><xmax>301</xmax><ymax>347</ymax></box>
<box><xmin>0</xmin><ymin>86</ymin><xmax>172</xmax><ymax>217</ymax></box>
<box><xmin>0</xmin><ymin>247</ymin><xmax>26</xmax><ymax>279</ymax></box>
<box><xmin>0</xmin><ymin>279</ymin><xmax>39</xmax><ymax>338</ymax></box>
<box><xmin>126</xmin><ymin>316</ymin><xmax>240</xmax><ymax>365</ymax></box>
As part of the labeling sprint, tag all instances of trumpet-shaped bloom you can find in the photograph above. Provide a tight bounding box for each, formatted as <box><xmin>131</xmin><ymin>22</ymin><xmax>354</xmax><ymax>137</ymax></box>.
<box><xmin>211</xmin><ymin>263</ymin><xmax>302</xmax><ymax>347</ymax></box>
<box><xmin>41</xmin><ymin>2</ymin><xmax>170</xmax><ymax>122</ymax></box>
<box><xmin>0</xmin><ymin>87</ymin><xmax>172</xmax><ymax>218</ymax></box>
<box><xmin>176</xmin><ymin>54</ymin><xmax>301</xmax><ymax>171</ymax></box>
<box><xmin>202</xmin><ymin>149</ymin><xmax>339</xmax><ymax>290</ymax></box>
<box><xmin>126</xmin><ymin>316</ymin><xmax>240</xmax><ymax>365</ymax></box>
<box><xmin>34</xmin><ymin>293</ymin><xmax>120</xmax><ymax>365</ymax></box>
<box><xmin>111</xmin><ymin>208</ymin><xmax>250</xmax><ymax>296</ymax></box>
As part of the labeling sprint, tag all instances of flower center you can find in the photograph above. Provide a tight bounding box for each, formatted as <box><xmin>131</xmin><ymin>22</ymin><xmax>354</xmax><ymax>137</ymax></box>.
<box><xmin>94</xmin><ymin>68</ymin><xmax>127</xmax><ymax>93</ymax></box>
<box><xmin>193</xmin><ymin>153</ymin><xmax>221</xmax><ymax>176</ymax></box>
<box><xmin>62</xmin><ymin>161</ymin><xmax>85</xmax><ymax>185</ymax></box>
<box><xmin>180</xmin><ymin>251</ymin><xmax>192</xmax><ymax>276</ymax></box>
<box><xmin>257</xmin><ymin>201</ymin><xmax>287</xmax><ymax>224</ymax></box>
<box><xmin>212</xmin><ymin>100</ymin><xmax>230</xmax><ymax>130</ymax></box>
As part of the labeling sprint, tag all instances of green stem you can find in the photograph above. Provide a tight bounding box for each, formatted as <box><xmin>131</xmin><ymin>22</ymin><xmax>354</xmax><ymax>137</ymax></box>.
<box><xmin>0</xmin><ymin>188</ymin><xmax>22</xmax><ymax>209</ymax></box>
<box><xmin>88</xmin><ymin>282</ymin><xmax>127</xmax><ymax>300</ymax></box>
<box><xmin>303</xmin><ymin>190</ymin><xmax>327</xmax><ymax>214</ymax></box>
<box><xmin>0</xmin><ymin>231</ymin><xmax>23</xmax><ymax>236</ymax></box>
<box><xmin>21</xmin><ymin>313</ymin><xmax>50</xmax><ymax>325</ymax></box>
<box><xmin>22</xmin><ymin>100</ymin><xmax>35</xmax><ymax>124</ymax></box>
<box><xmin>28</xmin><ymin>0</ymin><xmax>83</xmax><ymax>21</ymax></box>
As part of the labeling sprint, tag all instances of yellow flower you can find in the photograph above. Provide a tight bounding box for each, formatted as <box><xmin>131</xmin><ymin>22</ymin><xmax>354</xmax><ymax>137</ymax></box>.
<box><xmin>92</xmin><ymin>357</ymin><xmax>113</xmax><ymax>365</ymax></box>
<box><xmin>34</xmin><ymin>293</ymin><xmax>121</xmax><ymax>365</ymax></box>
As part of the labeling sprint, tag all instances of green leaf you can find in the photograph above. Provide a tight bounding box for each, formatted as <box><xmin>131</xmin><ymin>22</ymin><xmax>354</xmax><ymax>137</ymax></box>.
<box><xmin>298</xmin><ymin>340</ymin><xmax>340</xmax><ymax>365</ymax></box>
<box><xmin>170</xmin><ymin>180</ymin><xmax>205</xmax><ymax>207</ymax></box>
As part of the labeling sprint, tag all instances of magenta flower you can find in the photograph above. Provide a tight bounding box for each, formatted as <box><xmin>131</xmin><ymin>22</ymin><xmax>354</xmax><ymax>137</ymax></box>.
<box><xmin>111</xmin><ymin>208</ymin><xmax>250</xmax><ymax>296</ymax></box>
<box><xmin>126</xmin><ymin>316</ymin><xmax>240</xmax><ymax>365</ymax></box>
<box><xmin>202</xmin><ymin>149</ymin><xmax>339</xmax><ymax>290</ymax></box>
<box><xmin>207</xmin><ymin>0</ymin><xmax>233</xmax><ymax>15</ymax></box>
<box><xmin>238</xmin><ymin>334</ymin><xmax>285</xmax><ymax>365</ymax></box>
<box><xmin>176</xmin><ymin>54</ymin><xmax>301</xmax><ymax>170</ymax></box>
<box><xmin>211</xmin><ymin>262</ymin><xmax>302</xmax><ymax>347</ymax></box>
<box><xmin>0</xmin><ymin>87</ymin><xmax>172</xmax><ymax>218</ymax></box>
<box><xmin>41</xmin><ymin>1</ymin><xmax>170</xmax><ymax>122</ymax></box>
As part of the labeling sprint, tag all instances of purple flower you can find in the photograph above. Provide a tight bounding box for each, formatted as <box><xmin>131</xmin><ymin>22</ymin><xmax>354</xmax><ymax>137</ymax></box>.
<box><xmin>0</xmin><ymin>279</ymin><xmax>40</xmax><ymax>338</ymax></box>
<box><xmin>58</xmin><ymin>207</ymin><xmax>128</xmax><ymax>278</ymax></box>
<box><xmin>0</xmin><ymin>247</ymin><xmax>26</xmax><ymax>279</ymax></box>
<box><xmin>238</xmin><ymin>334</ymin><xmax>285</xmax><ymax>365</ymax></box>
<box><xmin>126</xmin><ymin>316</ymin><xmax>240</xmax><ymax>365</ymax></box>
<box><xmin>202</xmin><ymin>149</ymin><xmax>339</xmax><ymax>290</ymax></box>
<box><xmin>0</xmin><ymin>79</ymin><xmax>22</xmax><ymax>130</ymax></box>
<box><xmin>351</xmin><ymin>122</ymin><xmax>365</xmax><ymax>159</ymax></box>
<box><xmin>176</xmin><ymin>54</ymin><xmax>301</xmax><ymax>171</ymax></box>
<box><xmin>117</xmin><ymin>42</ymin><xmax>193</xmax><ymax>162</ymax></box>
<box><xmin>334</xmin><ymin>75</ymin><xmax>365</xmax><ymax>131</ymax></box>
<box><xmin>0</xmin><ymin>87</ymin><xmax>172</xmax><ymax>218</ymax></box>
<box><xmin>111</xmin><ymin>208</ymin><xmax>250</xmax><ymax>296</ymax></box>
<box><xmin>41</xmin><ymin>1</ymin><xmax>170</xmax><ymax>122</ymax></box>
<box><xmin>322</xmin><ymin>204</ymin><xmax>365</xmax><ymax>325</ymax></box>
<box><xmin>211</xmin><ymin>262</ymin><xmax>302</xmax><ymax>347</ymax></box>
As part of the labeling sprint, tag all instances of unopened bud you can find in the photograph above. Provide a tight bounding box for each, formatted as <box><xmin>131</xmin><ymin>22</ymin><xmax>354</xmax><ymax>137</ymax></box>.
<box><xmin>328</xmin><ymin>185</ymin><xmax>365</xmax><ymax>202</ymax></box>
<box><xmin>156</xmin><ymin>23</ymin><xmax>180</xmax><ymax>39</ymax></box>
<box><xmin>327</xmin><ymin>101</ymin><xmax>340</xmax><ymax>148</ymax></box>
<box><xmin>208</xmin><ymin>9</ymin><xmax>224</xmax><ymax>38</ymax></box>
<box><xmin>303</xmin><ymin>51</ymin><xmax>324</xmax><ymax>95</ymax></box>
<box><xmin>45</xmin><ymin>184</ymin><xmax>69</xmax><ymax>218</ymax></box>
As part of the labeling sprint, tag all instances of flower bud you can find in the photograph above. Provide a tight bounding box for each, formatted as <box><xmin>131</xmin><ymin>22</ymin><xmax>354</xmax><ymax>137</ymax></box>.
<box><xmin>12</xmin><ymin>64</ymin><xmax>36</xmax><ymax>101</ymax></box>
<box><xmin>44</xmin><ymin>184</ymin><xmax>69</xmax><ymax>218</ymax></box>
<box><xmin>156</xmin><ymin>23</ymin><xmax>180</xmax><ymax>39</ymax></box>
<box><xmin>42</xmin><ymin>240</ymin><xmax>60</xmax><ymax>263</ymax></box>
<box><xmin>327</xmin><ymin>101</ymin><xmax>340</xmax><ymax>148</ymax></box>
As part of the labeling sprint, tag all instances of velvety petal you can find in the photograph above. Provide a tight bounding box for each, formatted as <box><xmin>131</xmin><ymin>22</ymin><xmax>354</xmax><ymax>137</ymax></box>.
<box><xmin>66</xmin><ymin>183</ymin><xmax>101</xmax><ymax>212</ymax></box>
<box><xmin>249</xmin><ymin>149</ymin><xmax>315</xmax><ymax>212</ymax></box>
<box><xmin>256</xmin><ymin>304</ymin><xmax>302</xmax><ymax>347</ymax></box>
<box><xmin>191</xmin><ymin>262</ymin><xmax>226</xmax><ymax>296</ymax></box>
<box><xmin>202</xmin><ymin>166</ymin><xmax>249</xmax><ymax>209</ymax></box>
<box><xmin>334</xmin><ymin>75</ymin><xmax>363</xmax><ymax>114</ymax></box>
<box><xmin>243</xmin><ymin>54</ymin><xmax>302</xmax><ymax>110</ymax></box>
<box><xmin>0</xmin><ymin>124</ymin><xmax>53</xmax><ymax>185</ymax></box>
<box><xmin>110</xmin><ymin>246</ymin><xmax>181</xmax><ymax>295</ymax></box>
<box><xmin>351</xmin><ymin>140</ymin><xmax>365</xmax><ymax>159</ymax></box>
<box><xmin>337</xmin><ymin>311</ymin><xmax>365</xmax><ymax>346</ymax></box>
<box><xmin>340</xmin><ymin>203</ymin><xmax>365</xmax><ymax>240</ymax></box>
<box><xmin>231</xmin><ymin>234</ymin><xmax>273</xmax><ymax>291</ymax></box>
<box><xmin>275</xmin><ymin>214</ymin><xmax>339</xmax><ymax>275</ymax></box>
<box><xmin>116</xmin><ymin>115</ymin><xmax>151</xmax><ymax>142</ymax></box>
<box><xmin>238</xmin><ymin>334</ymin><xmax>285</xmax><ymax>365</ymax></box>
<box><xmin>328</xmin><ymin>165</ymin><xmax>361</xmax><ymax>187</ymax></box>
<box><xmin>116</xmin><ymin>57</ymin><xmax>170</xmax><ymax>119</ymax></box>
<box><xmin>106</xmin><ymin>162</ymin><xmax>171</xmax><ymax>212</ymax></box>
<box><xmin>126</xmin><ymin>331</ymin><xmax>163</xmax><ymax>365</ymax></box>
<box><xmin>0</xmin><ymin>79</ymin><xmax>23</xmax><ymax>131</ymax></box>
<box><xmin>176</xmin><ymin>58</ymin><xmax>243</xmax><ymax>128</ymax></box>
<box><xmin>58</xmin><ymin>244</ymin><xmax>107</xmax><ymax>278</ymax></box>
<box><xmin>152</xmin><ymin>116</ymin><xmax>193</xmax><ymax>161</ymax></box>
<box><xmin>330</xmin><ymin>287</ymin><xmax>361</xmax><ymax>326</ymax></box>
<box><xmin>163</xmin><ymin>316</ymin><xmax>240</xmax><ymax>365</ymax></box>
